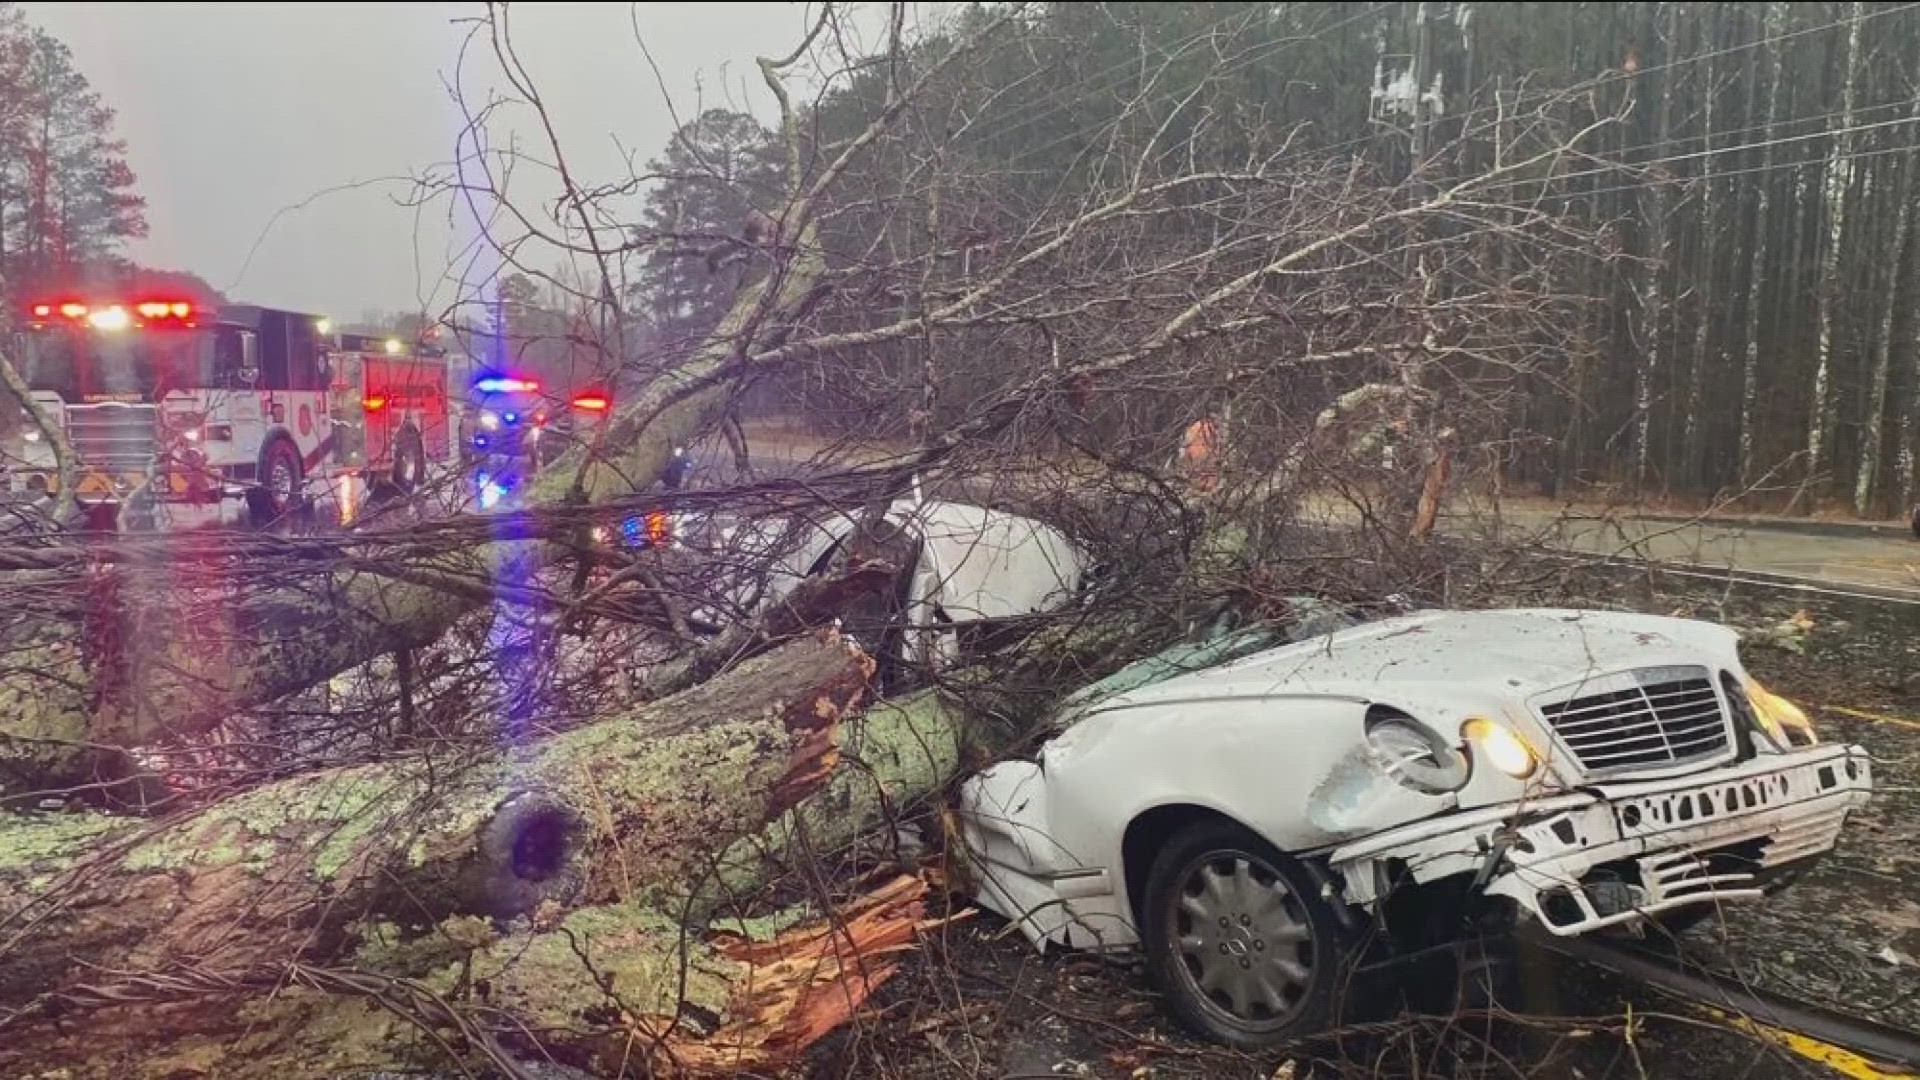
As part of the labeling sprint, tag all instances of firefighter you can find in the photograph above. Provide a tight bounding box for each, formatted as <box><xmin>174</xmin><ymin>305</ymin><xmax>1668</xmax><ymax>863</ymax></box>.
<box><xmin>1181</xmin><ymin>414</ymin><xmax>1222</xmax><ymax>494</ymax></box>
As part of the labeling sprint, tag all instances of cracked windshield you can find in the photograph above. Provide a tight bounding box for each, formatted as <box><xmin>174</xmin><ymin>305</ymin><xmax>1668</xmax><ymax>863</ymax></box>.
<box><xmin>0</xmin><ymin>3</ymin><xmax>1916</xmax><ymax>1079</ymax></box>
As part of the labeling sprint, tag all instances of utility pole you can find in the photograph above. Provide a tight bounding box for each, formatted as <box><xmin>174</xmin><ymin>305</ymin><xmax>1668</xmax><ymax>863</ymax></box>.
<box><xmin>1409</xmin><ymin>1</ymin><xmax>1432</xmax><ymax>180</ymax></box>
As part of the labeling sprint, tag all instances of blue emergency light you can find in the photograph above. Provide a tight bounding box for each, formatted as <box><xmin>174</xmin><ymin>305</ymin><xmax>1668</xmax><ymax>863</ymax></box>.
<box><xmin>474</xmin><ymin>375</ymin><xmax>540</xmax><ymax>395</ymax></box>
<box><xmin>476</xmin><ymin>470</ymin><xmax>512</xmax><ymax>510</ymax></box>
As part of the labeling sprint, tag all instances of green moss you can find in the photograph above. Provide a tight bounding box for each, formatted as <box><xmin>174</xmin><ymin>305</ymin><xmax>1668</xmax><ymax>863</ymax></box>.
<box><xmin>708</xmin><ymin>694</ymin><xmax>964</xmax><ymax>900</ymax></box>
<box><xmin>710</xmin><ymin>900</ymin><xmax>816</xmax><ymax>942</ymax></box>
<box><xmin>352</xmin><ymin>915</ymin><xmax>500</xmax><ymax>977</ymax></box>
<box><xmin>441</xmin><ymin>900</ymin><xmax>734</xmax><ymax>1027</ymax></box>
<box><xmin>0</xmin><ymin>638</ymin><xmax>95</xmax><ymax>789</ymax></box>
<box><xmin>116</xmin><ymin>762</ymin><xmax>467</xmax><ymax>879</ymax></box>
<box><xmin>0</xmin><ymin>812</ymin><xmax>126</xmax><ymax>874</ymax></box>
<box><xmin>222</xmin><ymin>987</ymin><xmax>433</xmax><ymax>1073</ymax></box>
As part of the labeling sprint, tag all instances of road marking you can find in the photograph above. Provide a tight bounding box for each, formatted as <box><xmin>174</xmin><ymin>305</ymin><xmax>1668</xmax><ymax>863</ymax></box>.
<box><xmin>1701</xmin><ymin>1006</ymin><xmax>1919</xmax><ymax>1080</ymax></box>
<box><xmin>1822</xmin><ymin>704</ymin><xmax>1920</xmax><ymax>732</ymax></box>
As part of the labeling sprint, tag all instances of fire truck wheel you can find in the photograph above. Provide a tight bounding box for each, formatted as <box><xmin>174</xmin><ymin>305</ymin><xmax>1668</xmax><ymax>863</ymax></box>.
<box><xmin>393</xmin><ymin>426</ymin><xmax>426</xmax><ymax>492</ymax></box>
<box><xmin>252</xmin><ymin>437</ymin><xmax>304</xmax><ymax>527</ymax></box>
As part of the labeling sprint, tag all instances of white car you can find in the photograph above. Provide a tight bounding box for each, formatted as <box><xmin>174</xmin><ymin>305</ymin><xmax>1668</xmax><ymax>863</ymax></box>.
<box><xmin>651</xmin><ymin>497</ymin><xmax>1087</xmax><ymax>672</ymax></box>
<box><xmin>956</xmin><ymin>608</ymin><xmax>1873</xmax><ymax>1047</ymax></box>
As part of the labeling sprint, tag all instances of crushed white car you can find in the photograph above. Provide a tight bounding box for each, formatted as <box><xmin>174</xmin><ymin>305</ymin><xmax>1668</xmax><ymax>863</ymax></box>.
<box><xmin>653</xmin><ymin>496</ymin><xmax>1087</xmax><ymax>671</ymax></box>
<box><xmin>955</xmin><ymin>608</ymin><xmax>1873</xmax><ymax>1046</ymax></box>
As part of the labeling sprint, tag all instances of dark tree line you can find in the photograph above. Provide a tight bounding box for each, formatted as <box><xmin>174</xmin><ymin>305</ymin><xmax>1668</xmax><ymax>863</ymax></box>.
<box><xmin>631</xmin><ymin>2</ymin><xmax>1920</xmax><ymax>516</ymax></box>
<box><xmin>0</xmin><ymin>3</ymin><xmax>144</xmax><ymax>287</ymax></box>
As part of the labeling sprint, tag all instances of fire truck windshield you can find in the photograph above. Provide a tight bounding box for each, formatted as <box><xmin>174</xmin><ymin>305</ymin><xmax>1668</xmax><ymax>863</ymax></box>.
<box><xmin>18</xmin><ymin>328</ymin><xmax>223</xmax><ymax>401</ymax></box>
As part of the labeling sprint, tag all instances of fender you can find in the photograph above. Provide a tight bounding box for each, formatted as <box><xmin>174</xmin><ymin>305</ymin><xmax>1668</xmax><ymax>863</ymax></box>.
<box><xmin>1036</xmin><ymin>696</ymin><xmax>1453</xmax><ymax>884</ymax></box>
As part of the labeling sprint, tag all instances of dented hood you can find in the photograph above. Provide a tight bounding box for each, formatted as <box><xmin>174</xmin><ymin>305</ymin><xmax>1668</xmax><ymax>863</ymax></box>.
<box><xmin>1084</xmin><ymin>608</ymin><xmax>1743</xmax><ymax>715</ymax></box>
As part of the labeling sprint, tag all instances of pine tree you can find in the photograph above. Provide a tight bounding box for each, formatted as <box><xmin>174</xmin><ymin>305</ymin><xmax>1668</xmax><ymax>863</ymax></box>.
<box><xmin>0</xmin><ymin>9</ymin><xmax>145</xmax><ymax>282</ymax></box>
<box><xmin>631</xmin><ymin>109</ymin><xmax>782</xmax><ymax>351</ymax></box>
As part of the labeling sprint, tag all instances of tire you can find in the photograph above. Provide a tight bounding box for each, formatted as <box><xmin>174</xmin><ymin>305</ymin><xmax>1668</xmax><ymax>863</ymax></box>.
<box><xmin>1141</xmin><ymin>819</ymin><xmax>1353</xmax><ymax>1049</ymax></box>
<box><xmin>392</xmin><ymin>425</ymin><xmax>426</xmax><ymax>493</ymax></box>
<box><xmin>252</xmin><ymin>437</ymin><xmax>303</xmax><ymax>528</ymax></box>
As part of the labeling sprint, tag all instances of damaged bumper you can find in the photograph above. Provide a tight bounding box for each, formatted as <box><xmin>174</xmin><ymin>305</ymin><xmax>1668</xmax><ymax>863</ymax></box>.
<box><xmin>1330</xmin><ymin>743</ymin><xmax>1873</xmax><ymax>935</ymax></box>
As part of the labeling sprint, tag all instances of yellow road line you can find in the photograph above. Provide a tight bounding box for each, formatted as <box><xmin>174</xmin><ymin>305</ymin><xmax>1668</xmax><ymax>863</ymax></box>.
<box><xmin>1700</xmin><ymin>1006</ymin><xmax>1919</xmax><ymax>1080</ymax></box>
<box><xmin>1823</xmin><ymin>704</ymin><xmax>1920</xmax><ymax>732</ymax></box>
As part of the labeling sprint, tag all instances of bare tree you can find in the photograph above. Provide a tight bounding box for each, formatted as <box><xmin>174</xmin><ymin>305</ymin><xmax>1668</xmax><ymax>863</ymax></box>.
<box><xmin>0</xmin><ymin>4</ymin><xmax>1622</xmax><ymax>1075</ymax></box>
<box><xmin>1801</xmin><ymin>0</ymin><xmax>1867</xmax><ymax>510</ymax></box>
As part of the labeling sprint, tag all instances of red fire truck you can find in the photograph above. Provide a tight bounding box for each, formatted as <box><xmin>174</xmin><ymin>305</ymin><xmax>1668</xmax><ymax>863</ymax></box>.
<box><xmin>2</xmin><ymin>298</ymin><xmax>457</xmax><ymax>530</ymax></box>
<box><xmin>326</xmin><ymin>332</ymin><xmax>457</xmax><ymax>522</ymax></box>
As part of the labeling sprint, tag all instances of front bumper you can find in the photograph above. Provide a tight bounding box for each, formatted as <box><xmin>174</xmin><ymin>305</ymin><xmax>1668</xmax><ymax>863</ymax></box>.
<box><xmin>1329</xmin><ymin>743</ymin><xmax>1872</xmax><ymax>935</ymax></box>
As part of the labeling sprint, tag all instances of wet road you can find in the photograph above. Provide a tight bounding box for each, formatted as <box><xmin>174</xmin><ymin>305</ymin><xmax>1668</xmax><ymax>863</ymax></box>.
<box><xmin>697</xmin><ymin>431</ymin><xmax>1920</xmax><ymax>599</ymax></box>
<box><xmin>1468</xmin><ymin>507</ymin><xmax>1920</xmax><ymax>600</ymax></box>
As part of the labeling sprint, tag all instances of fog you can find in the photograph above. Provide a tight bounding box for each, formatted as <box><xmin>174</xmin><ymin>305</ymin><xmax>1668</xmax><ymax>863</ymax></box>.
<box><xmin>22</xmin><ymin>2</ymin><xmax>871</xmax><ymax>320</ymax></box>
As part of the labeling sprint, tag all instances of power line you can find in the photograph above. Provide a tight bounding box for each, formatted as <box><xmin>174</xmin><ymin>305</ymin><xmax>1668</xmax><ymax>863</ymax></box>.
<box><xmin>1535</xmin><ymin>94</ymin><xmax>1913</xmax><ymax>180</ymax></box>
<box><xmin>1611</xmin><ymin>0</ymin><xmax>1918</xmax><ymax>88</ymax></box>
<box><xmin>1566</xmin><ymin>137</ymin><xmax>1920</xmax><ymax>203</ymax></box>
<box><xmin>957</xmin><ymin>0</ymin><xmax>1917</xmax><ymax>196</ymax></box>
<box><xmin>1467</xmin><ymin>0</ymin><xmax>1920</xmax><ymax>141</ymax></box>
<box><xmin>1475</xmin><ymin>112</ymin><xmax>1920</xmax><ymax>196</ymax></box>
<box><xmin>1288</xmin><ymin>0</ymin><xmax>1920</xmax><ymax>172</ymax></box>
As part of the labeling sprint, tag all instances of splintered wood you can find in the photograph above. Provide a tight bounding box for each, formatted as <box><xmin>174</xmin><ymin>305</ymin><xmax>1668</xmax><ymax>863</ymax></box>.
<box><xmin>670</xmin><ymin>873</ymin><xmax>959</xmax><ymax>1074</ymax></box>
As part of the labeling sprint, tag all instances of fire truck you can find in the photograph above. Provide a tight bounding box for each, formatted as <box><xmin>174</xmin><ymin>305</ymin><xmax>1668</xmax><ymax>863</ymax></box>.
<box><xmin>326</xmin><ymin>331</ymin><xmax>456</xmax><ymax>521</ymax></box>
<box><xmin>2</xmin><ymin>297</ymin><xmax>457</xmax><ymax>530</ymax></box>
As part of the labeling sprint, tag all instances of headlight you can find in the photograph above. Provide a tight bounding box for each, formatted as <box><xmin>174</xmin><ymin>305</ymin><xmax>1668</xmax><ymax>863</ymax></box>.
<box><xmin>1365</xmin><ymin>711</ymin><xmax>1471</xmax><ymax>794</ymax></box>
<box><xmin>166</xmin><ymin>413</ymin><xmax>208</xmax><ymax>445</ymax></box>
<box><xmin>1747</xmin><ymin>679</ymin><xmax>1817</xmax><ymax>747</ymax></box>
<box><xmin>479</xmin><ymin>410</ymin><xmax>501</xmax><ymax>431</ymax></box>
<box><xmin>1462</xmin><ymin>717</ymin><xmax>1539</xmax><ymax>779</ymax></box>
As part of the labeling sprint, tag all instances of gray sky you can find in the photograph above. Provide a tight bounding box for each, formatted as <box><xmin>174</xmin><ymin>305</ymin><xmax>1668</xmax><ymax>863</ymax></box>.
<box><xmin>22</xmin><ymin>2</ymin><xmax>872</xmax><ymax>321</ymax></box>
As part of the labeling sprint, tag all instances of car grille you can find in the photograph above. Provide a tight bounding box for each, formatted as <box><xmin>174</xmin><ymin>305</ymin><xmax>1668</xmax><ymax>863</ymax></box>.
<box><xmin>1538</xmin><ymin>665</ymin><xmax>1732</xmax><ymax>775</ymax></box>
<box><xmin>66</xmin><ymin>403</ymin><xmax>158</xmax><ymax>470</ymax></box>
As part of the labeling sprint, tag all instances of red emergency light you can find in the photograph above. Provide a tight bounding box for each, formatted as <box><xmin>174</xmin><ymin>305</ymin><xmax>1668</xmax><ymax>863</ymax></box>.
<box><xmin>26</xmin><ymin>299</ymin><xmax>197</xmax><ymax>328</ymax></box>
<box><xmin>570</xmin><ymin>392</ymin><xmax>611</xmax><ymax>412</ymax></box>
<box><xmin>362</xmin><ymin>394</ymin><xmax>389</xmax><ymax>412</ymax></box>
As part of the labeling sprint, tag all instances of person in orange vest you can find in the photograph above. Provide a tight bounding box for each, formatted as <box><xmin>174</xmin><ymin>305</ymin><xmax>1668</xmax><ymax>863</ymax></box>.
<box><xmin>1182</xmin><ymin>414</ymin><xmax>1221</xmax><ymax>493</ymax></box>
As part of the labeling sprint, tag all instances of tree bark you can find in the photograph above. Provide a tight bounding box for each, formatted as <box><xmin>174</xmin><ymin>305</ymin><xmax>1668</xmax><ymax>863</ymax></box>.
<box><xmin>0</xmin><ymin>228</ymin><xmax>827</xmax><ymax>800</ymax></box>
<box><xmin>1680</xmin><ymin>2</ymin><xmax>1718</xmax><ymax>490</ymax></box>
<box><xmin>1802</xmin><ymin>1</ymin><xmax>1866</xmax><ymax>510</ymax></box>
<box><xmin>0</xmin><ymin>632</ymin><xmax>873</xmax><ymax>1018</ymax></box>
<box><xmin>1900</xmin><ymin>195</ymin><xmax>1920</xmax><ymax>513</ymax></box>
<box><xmin>1630</xmin><ymin>2</ymin><xmax>1677</xmax><ymax>489</ymax></box>
<box><xmin>1738</xmin><ymin>1</ymin><xmax>1788</xmax><ymax>489</ymax></box>
<box><xmin>0</xmin><ymin>684</ymin><xmax>979</xmax><ymax>1079</ymax></box>
<box><xmin>0</xmin><ymin>875</ymin><xmax>940</xmax><ymax>1079</ymax></box>
<box><xmin>1854</xmin><ymin>88</ymin><xmax>1920</xmax><ymax>517</ymax></box>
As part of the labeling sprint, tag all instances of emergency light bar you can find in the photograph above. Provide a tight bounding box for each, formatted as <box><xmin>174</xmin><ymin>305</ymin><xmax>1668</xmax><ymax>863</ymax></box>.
<box><xmin>26</xmin><ymin>299</ymin><xmax>198</xmax><ymax>329</ymax></box>
<box><xmin>474</xmin><ymin>375</ymin><xmax>540</xmax><ymax>394</ymax></box>
<box><xmin>571</xmin><ymin>392</ymin><xmax>611</xmax><ymax>412</ymax></box>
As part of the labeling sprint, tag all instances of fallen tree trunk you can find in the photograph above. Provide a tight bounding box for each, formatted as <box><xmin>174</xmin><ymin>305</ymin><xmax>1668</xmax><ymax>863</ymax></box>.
<box><xmin>0</xmin><ymin>631</ymin><xmax>872</xmax><ymax>1018</ymax></box>
<box><xmin>2</xmin><ymin>582</ymin><xmax>1149</xmax><ymax>1076</ymax></box>
<box><xmin>0</xmin><ymin>872</ymin><xmax>944</xmax><ymax>1079</ymax></box>
<box><xmin>0</xmin><ymin>554</ymin><xmax>491</xmax><ymax>801</ymax></box>
<box><xmin>0</xmin><ymin>228</ymin><xmax>826</xmax><ymax>799</ymax></box>
<box><xmin>0</xmin><ymin>691</ymin><xmax>980</xmax><ymax>1078</ymax></box>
